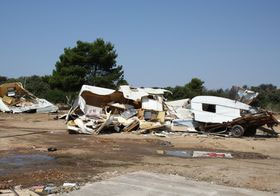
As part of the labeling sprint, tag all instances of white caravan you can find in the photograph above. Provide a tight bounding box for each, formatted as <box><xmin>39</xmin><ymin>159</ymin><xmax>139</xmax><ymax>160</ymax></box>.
<box><xmin>191</xmin><ymin>96</ymin><xmax>255</xmax><ymax>124</ymax></box>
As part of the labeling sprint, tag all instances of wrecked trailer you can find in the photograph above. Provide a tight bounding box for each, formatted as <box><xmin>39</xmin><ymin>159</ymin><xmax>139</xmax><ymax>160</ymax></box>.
<box><xmin>191</xmin><ymin>96</ymin><xmax>279</xmax><ymax>137</ymax></box>
<box><xmin>66</xmin><ymin>85</ymin><xmax>171</xmax><ymax>134</ymax></box>
<box><xmin>0</xmin><ymin>82</ymin><xmax>58</xmax><ymax>113</ymax></box>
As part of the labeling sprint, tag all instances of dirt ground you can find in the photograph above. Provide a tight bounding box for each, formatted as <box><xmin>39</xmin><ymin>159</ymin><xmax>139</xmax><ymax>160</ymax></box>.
<box><xmin>0</xmin><ymin>113</ymin><xmax>280</xmax><ymax>193</ymax></box>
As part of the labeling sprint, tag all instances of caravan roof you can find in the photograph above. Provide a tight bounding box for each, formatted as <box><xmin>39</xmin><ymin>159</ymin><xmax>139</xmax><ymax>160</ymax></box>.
<box><xmin>191</xmin><ymin>96</ymin><xmax>251</xmax><ymax>111</ymax></box>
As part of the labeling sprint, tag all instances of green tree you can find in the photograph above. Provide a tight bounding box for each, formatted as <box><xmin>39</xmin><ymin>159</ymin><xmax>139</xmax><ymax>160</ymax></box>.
<box><xmin>19</xmin><ymin>75</ymin><xmax>50</xmax><ymax>98</ymax></box>
<box><xmin>166</xmin><ymin>78</ymin><xmax>205</xmax><ymax>100</ymax></box>
<box><xmin>49</xmin><ymin>38</ymin><xmax>127</xmax><ymax>92</ymax></box>
<box><xmin>184</xmin><ymin>78</ymin><xmax>205</xmax><ymax>98</ymax></box>
<box><xmin>250</xmin><ymin>84</ymin><xmax>280</xmax><ymax>111</ymax></box>
<box><xmin>0</xmin><ymin>76</ymin><xmax>7</xmax><ymax>84</ymax></box>
<box><xmin>206</xmin><ymin>88</ymin><xmax>229</xmax><ymax>97</ymax></box>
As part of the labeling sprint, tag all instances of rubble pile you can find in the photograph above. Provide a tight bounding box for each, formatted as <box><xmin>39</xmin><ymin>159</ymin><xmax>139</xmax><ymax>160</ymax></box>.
<box><xmin>0</xmin><ymin>183</ymin><xmax>79</xmax><ymax>195</ymax></box>
<box><xmin>65</xmin><ymin>85</ymin><xmax>196</xmax><ymax>135</ymax></box>
<box><xmin>65</xmin><ymin>85</ymin><xmax>279</xmax><ymax>137</ymax></box>
<box><xmin>0</xmin><ymin>82</ymin><xmax>58</xmax><ymax>113</ymax></box>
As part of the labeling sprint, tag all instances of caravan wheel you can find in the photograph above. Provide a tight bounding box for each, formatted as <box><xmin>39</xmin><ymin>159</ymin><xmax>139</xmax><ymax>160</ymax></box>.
<box><xmin>231</xmin><ymin>125</ymin><xmax>245</xmax><ymax>138</ymax></box>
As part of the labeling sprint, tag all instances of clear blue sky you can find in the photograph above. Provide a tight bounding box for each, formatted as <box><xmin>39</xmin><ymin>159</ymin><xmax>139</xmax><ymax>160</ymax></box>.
<box><xmin>0</xmin><ymin>0</ymin><xmax>279</xmax><ymax>89</ymax></box>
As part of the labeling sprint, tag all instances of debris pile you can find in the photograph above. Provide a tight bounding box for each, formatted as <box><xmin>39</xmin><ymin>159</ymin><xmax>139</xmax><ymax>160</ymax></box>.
<box><xmin>0</xmin><ymin>82</ymin><xmax>58</xmax><ymax>113</ymax></box>
<box><xmin>0</xmin><ymin>183</ymin><xmax>80</xmax><ymax>195</ymax></box>
<box><xmin>29</xmin><ymin>183</ymin><xmax>79</xmax><ymax>194</ymax></box>
<box><xmin>66</xmin><ymin>85</ymin><xmax>176</xmax><ymax>134</ymax></box>
<box><xmin>65</xmin><ymin>85</ymin><xmax>279</xmax><ymax>137</ymax></box>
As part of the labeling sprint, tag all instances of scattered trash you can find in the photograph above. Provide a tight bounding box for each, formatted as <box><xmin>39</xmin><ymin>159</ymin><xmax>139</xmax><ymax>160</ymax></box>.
<box><xmin>60</xmin><ymin>182</ymin><xmax>80</xmax><ymax>193</ymax></box>
<box><xmin>0</xmin><ymin>82</ymin><xmax>58</xmax><ymax>113</ymax></box>
<box><xmin>192</xmin><ymin>151</ymin><xmax>233</xmax><ymax>158</ymax></box>
<box><xmin>30</xmin><ymin>185</ymin><xmax>45</xmax><ymax>194</ymax></box>
<box><xmin>63</xmin><ymin>182</ymin><xmax>77</xmax><ymax>187</ymax></box>
<box><xmin>157</xmin><ymin>150</ymin><xmax>233</xmax><ymax>158</ymax></box>
<box><xmin>0</xmin><ymin>182</ymin><xmax>80</xmax><ymax>196</ymax></box>
<box><xmin>44</xmin><ymin>184</ymin><xmax>58</xmax><ymax>194</ymax></box>
<box><xmin>153</xmin><ymin>132</ymin><xmax>168</xmax><ymax>137</ymax></box>
<box><xmin>28</xmin><ymin>183</ymin><xmax>80</xmax><ymax>195</ymax></box>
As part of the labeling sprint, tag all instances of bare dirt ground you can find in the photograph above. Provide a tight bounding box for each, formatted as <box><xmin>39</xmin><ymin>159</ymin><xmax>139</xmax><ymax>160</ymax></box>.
<box><xmin>0</xmin><ymin>113</ymin><xmax>280</xmax><ymax>193</ymax></box>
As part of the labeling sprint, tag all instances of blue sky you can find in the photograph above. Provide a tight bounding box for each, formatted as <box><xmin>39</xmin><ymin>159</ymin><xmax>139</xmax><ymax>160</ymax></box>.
<box><xmin>0</xmin><ymin>0</ymin><xmax>279</xmax><ymax>89</ymax></box>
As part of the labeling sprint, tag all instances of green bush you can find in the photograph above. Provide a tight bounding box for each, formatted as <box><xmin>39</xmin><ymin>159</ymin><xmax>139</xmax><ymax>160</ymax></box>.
<box><xmin>44</xmin><ymin>89</ymin><xmax>67</xmax><ymax>104</ymax></box>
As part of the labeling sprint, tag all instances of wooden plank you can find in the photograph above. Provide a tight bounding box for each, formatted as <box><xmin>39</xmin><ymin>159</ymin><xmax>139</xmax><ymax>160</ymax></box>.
<box><xmin>123</xmin><ymin>120</ymin><xmax>139</xmax><ymax>132</ymax></box>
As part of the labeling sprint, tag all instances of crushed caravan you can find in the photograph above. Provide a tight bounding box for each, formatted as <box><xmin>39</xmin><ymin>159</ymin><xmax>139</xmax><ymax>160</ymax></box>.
<box><xmin>0</xmin><ymin>82</ymin><xmax>58</xmax><ymax>113</ymax></box>
<box><xmin>66</xmin><ymin>85</ymin><xmax>172</xmax><ymax>134</ymax></box>
<box><xmin>191</xmin><ymin>96</ymin><xmax>279</xmax><ymax>137</ymax></box>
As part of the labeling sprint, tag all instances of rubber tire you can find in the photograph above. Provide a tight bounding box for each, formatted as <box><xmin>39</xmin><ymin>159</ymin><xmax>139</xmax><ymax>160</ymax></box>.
<box><xmin>231</xmin><ymin>125</ymin><xmax>245</xmax><ymax>138</ymax></box>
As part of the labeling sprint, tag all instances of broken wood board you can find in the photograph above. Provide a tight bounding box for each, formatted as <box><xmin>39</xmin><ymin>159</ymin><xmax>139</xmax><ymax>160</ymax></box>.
<box><xmin>123</xmin><ymin>119</ymin><xmax>139</xmax><ymax>132</ymax></box>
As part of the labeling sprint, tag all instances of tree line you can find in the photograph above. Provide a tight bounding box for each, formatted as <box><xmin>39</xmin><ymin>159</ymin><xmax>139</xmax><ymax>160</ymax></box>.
<box><xmin>0</xmin><ymin>38</ymin><xmax>279</xmax><ymax>111</ymax></box>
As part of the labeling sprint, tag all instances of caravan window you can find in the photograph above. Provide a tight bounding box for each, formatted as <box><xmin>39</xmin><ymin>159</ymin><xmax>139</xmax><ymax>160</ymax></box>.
<box><xmin>202</xmin><ymin>103</ymin><xmax>216</xmax><ymax>113</ymax></box>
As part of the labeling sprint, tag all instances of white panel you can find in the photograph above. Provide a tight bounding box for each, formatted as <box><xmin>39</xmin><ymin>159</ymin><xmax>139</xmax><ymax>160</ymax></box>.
<box><xmin>142</xmin><ymin>97</ymin><xmax>163</xmax><ymax>111</ymax></box>
<box><xmin>191</xmin><ymin>96</ymin><xmax>251</xmax><ymax>111</ymax></box>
